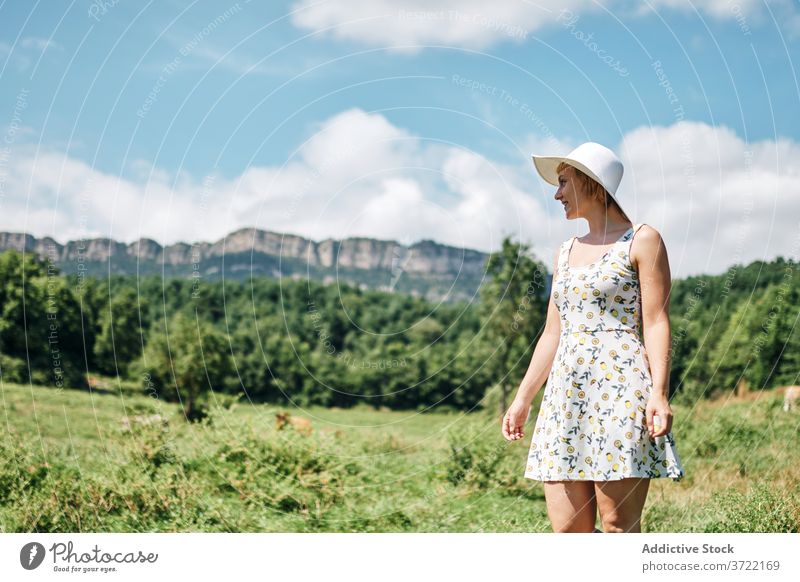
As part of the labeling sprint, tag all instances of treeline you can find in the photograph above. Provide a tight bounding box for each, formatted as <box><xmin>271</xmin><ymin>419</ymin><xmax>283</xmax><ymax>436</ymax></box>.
<box><xmin>0</xmin><ymin>245</ymin><xmax>798</xmax><ymax>417</ymax></box>
<box><xmin>0</xmin><ymin>246</ymin><xmax>546</xmax><ymax>418</ymax></box>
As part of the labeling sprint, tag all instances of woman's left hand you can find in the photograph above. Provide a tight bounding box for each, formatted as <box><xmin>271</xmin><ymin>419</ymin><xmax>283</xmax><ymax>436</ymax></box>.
<box><xmin>645</xmin><ymin>396</ymin><xmax>673</xmax><ymax>438</ymax></box>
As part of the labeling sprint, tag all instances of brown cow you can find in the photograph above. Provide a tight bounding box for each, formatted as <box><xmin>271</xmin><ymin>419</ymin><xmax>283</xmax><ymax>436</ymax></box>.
<box><xmin>782</xmin><ymin>385</ymin><xmax>800</xmax><ymax>412</ymax></box>
<box><xmin>275</xmin><ymin>411</ymin><xmax>313</xmax><ymax>436</ymax></box>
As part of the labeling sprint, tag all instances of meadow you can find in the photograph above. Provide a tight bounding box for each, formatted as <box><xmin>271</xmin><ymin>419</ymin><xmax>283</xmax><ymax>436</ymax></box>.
<box><xmin>1</xmin><ymin>381</ymin><xmax>798</xmax><ymax>533</ymax></box>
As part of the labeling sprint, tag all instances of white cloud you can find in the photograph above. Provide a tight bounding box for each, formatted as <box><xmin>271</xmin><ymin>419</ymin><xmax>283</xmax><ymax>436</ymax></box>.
<box><xmin>1</xmin><ymin>110</ymin><xmax>797</xmax><ymax>278</ymax></box>
<box><xmin>618</xmin><ymin>120</ymin><xmax>800</xmax><ymax>276</ymax></box>
<box><xmin>290</xmin><ymin>0</ymin><xmax>600</xmax><ymax>52</ymax></box>
<box><xmin>20</xmin><ymin>37</ymin><xmax>63</xmax><ymax>52</ymax></box>
<box><xmin>289</xmin><ymin>0</ymin><xmax>769</xmax><ymax>51</ymax></box>
<box><xmin>638</xmin><ymin>0</ymin><xmax>761</xmax><ymax>19</ymax></box>
<box><xmin>0</xmin><ymin>37</ymin><xmax>62</xmax><ymax>72</ymax></box>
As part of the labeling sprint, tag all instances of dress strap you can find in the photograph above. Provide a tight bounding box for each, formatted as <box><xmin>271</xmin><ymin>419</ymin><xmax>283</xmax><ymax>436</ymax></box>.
<box><xmin>556</xmin><ymin>239</ymin><xmax>572</xmax><ymax>275</ymax></box>
<box><xmin>624</xmin><ymin>223</ymin><xmax>646</xmax><ymax>253</ymax></box>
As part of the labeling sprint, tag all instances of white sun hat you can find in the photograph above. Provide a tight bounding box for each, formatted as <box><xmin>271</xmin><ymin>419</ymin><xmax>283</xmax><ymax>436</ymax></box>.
<box><xmin>531</xmin><ymin>141</ymin><xmax>630</xmax><ymax>222</ymax></box>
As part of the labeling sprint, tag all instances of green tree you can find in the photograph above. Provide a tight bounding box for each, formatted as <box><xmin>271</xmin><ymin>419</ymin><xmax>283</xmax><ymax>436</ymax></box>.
<box><xmin>94</xmin><ymin>287</ymin><xmax>144</xmax><ymax>376</ymax></box>
<box><xmin>477</xmin><ymin>236</ymin><xmax>548</xmax><ymax>417</ymax></box>
<box><xmin>0</xmin><ymin>250</ymin><xmax>85</xmax><ymax>388</ymax></box>
<box><xmin>139</xmin><ymin>311</ymin><xmax>233</xmax><ymax>421</ymax></box>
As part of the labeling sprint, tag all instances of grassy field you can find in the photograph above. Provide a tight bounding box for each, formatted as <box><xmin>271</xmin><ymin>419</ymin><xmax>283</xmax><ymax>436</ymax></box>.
<box><xmin>1</xmin><ymin>381</ymin><xmax>798</xmax><ymax>532</ymax></box>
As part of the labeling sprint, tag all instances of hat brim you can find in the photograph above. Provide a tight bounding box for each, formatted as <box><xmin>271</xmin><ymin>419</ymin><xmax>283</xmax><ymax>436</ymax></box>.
<box><xmin>530</xmin><ymin>154</ymin><xmax>632</xmax><ymax>222</ymax></box>
<box><xmin>530</xmin><ymin>154</ymin><xmax>562</xmax><ymax>187</ymax></box>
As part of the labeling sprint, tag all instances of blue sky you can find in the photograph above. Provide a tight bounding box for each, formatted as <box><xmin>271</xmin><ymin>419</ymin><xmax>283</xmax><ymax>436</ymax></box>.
<box><xmin>1</xmin><ymin>0</ymin><xmax>799</xmax><ymax>277</ymax></box>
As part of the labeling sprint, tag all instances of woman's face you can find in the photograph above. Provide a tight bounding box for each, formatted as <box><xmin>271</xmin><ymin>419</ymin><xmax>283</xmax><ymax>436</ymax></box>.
<box><xmin>554</xmin><ymin>165</ymin><xmax>584</xmax><ymax>219</ymax></box>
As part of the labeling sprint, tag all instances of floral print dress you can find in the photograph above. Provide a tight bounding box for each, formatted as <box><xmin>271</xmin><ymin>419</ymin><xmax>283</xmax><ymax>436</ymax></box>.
<box><xmin>524</xmin><ymin>223</ymin><xmax>685</xmax><ymax>482</ymax></box>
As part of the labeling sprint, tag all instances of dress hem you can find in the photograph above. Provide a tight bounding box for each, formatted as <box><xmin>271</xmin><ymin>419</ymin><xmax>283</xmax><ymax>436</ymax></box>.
<box><xmin>523</xmin><ymin>471</ymin><xmax>684</xmax><ymax>483</ymax></box>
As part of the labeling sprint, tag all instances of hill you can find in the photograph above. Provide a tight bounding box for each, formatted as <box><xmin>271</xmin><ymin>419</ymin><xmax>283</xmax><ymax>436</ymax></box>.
<box><xmin>0</xmin><ymin>228</ymin><xmax>506</xmax><ymax>303</ymax></box>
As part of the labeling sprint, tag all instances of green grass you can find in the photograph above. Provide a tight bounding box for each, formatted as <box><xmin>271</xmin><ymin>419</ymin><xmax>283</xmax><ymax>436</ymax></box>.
<box><xmin>1</xmin><ymin>382</ymin><xmax>798</xmax><ymax>532</ymax></box>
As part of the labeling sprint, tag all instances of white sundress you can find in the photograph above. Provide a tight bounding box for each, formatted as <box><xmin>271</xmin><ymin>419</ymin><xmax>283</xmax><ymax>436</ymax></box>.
<box><xmin>524</xmin><ymin>223</ymin><xmax>685</xmax><ymax>482</ymax></box>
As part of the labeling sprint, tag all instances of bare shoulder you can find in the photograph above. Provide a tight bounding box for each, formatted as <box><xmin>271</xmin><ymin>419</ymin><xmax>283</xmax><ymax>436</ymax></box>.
<box><xmin>631</xmin><ymin>224</ymin><xmax>668</xmax><ymax>269</ymax></box>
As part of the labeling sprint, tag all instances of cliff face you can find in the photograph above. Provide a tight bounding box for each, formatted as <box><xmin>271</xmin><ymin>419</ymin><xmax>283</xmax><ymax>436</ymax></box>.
<box><xmin>0</xmin><ymin>228</ymin><xmax>491</xmax><ymax>302</ymax></box>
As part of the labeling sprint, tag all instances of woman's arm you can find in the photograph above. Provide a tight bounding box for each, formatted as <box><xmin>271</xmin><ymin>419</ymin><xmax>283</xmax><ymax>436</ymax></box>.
<box><xmin>502</xmin><ymin>248</ymin><xmax>562</xmax><ymax>440</ymax></box>
<box><xmin>632</xmin><ymin>225</ymin><xmax>674</xmax><ymax>437</ymax></box>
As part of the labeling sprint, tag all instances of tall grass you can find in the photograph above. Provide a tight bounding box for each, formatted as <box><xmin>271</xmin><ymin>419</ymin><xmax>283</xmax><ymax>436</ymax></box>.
<box><xmin>0</xmin><ymin>382</ymin><xmax>798</xmax><ymax>532</ymax></box>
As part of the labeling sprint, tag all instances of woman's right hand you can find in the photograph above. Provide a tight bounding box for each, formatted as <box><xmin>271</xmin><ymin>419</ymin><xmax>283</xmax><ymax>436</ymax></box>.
<box><xmin>502</xmin><ymin>399</ymin><xmax>530</xmax><ymax>441</ymax></box>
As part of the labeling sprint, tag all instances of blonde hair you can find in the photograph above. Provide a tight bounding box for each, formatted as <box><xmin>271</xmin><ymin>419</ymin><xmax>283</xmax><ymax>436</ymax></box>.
<box><xmin>557</xmin><ymin>161</ymin><xmax>625</xmax><ymax>218</ymax></box>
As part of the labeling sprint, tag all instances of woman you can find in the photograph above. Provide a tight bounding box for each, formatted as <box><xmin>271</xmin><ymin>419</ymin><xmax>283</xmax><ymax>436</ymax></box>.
<box><xmin>501</xmin><ymin>142</ymin><xmax>685</xmax><ymax>533</ymax></box>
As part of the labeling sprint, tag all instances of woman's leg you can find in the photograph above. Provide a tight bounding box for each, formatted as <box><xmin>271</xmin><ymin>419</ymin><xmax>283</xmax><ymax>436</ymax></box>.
<box><xmin>543</xmin><ymin>481</ymin><xmax>597</xmax><ymax>532</ymax></box>
<box><xmin>595</xmin><ymin>477</ymin><xmax>650</xmax><ymax>533</ymax></box>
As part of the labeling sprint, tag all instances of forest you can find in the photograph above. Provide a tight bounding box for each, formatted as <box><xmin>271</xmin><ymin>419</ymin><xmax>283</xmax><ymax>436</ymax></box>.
<box><xmin>1</xmin><ymin>241</ymin><xmax>797</xmax><ymax>420</ymax></box>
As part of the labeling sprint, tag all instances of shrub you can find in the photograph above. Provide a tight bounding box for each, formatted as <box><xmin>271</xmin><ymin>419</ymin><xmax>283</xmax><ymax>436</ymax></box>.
<box><xmin>703</xmin><ymin>481</ymin><xmax>800</xmax><ymax>533</ymax></box>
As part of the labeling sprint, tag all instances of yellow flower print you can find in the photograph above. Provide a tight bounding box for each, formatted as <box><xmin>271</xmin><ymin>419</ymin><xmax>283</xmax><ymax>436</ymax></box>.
<box><xmin>565</xmin><ymin>411</ymin><xmax>573</xmax><ymax>419</ymax></box>
<box><xmin>566</xmin><ymin>388</ymin><xmax>573</xmax><ymax>397</ymax></box>
<box><xmin>614</xmin><ymin>295</ymin><xmax>623</xmax><ymax>303</ymax></box>
<box><xmin>578</xmin><ymin>470</ymin><xmax>586</xmax><ymax>478</ymax></box>
<box><xmin>611</xmin><ymin>308</ymin><xmax>619</xmax><ymax>317</ymax></box>
<box><xmin>593</xmin><ymin>289</ymin><xmax>600</xmax><ymax>296</ymax></box>
<box><xmin>602</xmin><ymin>392</ymin><xmax>609</xmax><ymax>400</ymax></box>
<box><xmin>577</xmin><ymin>357</ymin><xmax>585</xmax><ymax>365</ymax></box>
<box><xmin>619</xmin><ymin>375</ymin><xmax>626</xmax><ymax>382</ymax></box>
<box><xmin>610</xmin><ymin>349</ymin><xmax>618</xmax><ymax>357</ymax></box>
<box><xmin>606</xmin><ymin>452</ymin><xmax>613</xmax><ymax>461</ymax></box>
<box><xmin>573</xmin><ymin>286</ymin><xmax>580</xmax><ymax>294</ymax></box>
<box><xmin>567</xmin><ymin>446</ymin><xmax>575</xmax><ymax>453</ymax></box>
<box><xmin>584</xmin><ymin>456</ymin><xmax>592</xmax><ymax>465</ymax></box>
<box><xmin>600</xmin><ymin>362</ymin><xmax>608</xmax><ymax>370</ymax></box>
<box><xmin>621</xmin><ymin>316</ymin><xmax>628</xmax><ymax>323</ymax></box>
<box><xmin>592</xmin><ymin>338</ymin><xmax>600</xmax><ymax>345</ymax></box>
<box><xmin>587</xmin><ymin>312</ymin><xmax>594</xmax><ymax>319</ymax></box>
<box><xmin>614</xmin><ymin>439</ymin><xmax>622</xmax><ymax>448</ymax></box>
<box><xmin>625</xmin><ymin>400</ymin><xmax>632</xmax><ymax>409</ymax></box>
<box><xmin>578</xmin><ymin>390</ymin><xmax>586</xmax><ymax>398</ymax></box>
<box><xmin>625</xmin><ymin>432</ymin><xmax>633</xmax><ymax>439</ymax></box>
<box><xmin>612</xmin><ymin>463</ymin><xmax>619</xmax><ymax>471</ymax></box>
<box><xmin>605</xmin><ymin>372</ymin><xmax>613</xmax><ymax>380</ymax></box>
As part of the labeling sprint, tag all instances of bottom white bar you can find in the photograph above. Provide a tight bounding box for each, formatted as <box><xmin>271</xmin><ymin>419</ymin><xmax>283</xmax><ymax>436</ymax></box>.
<box><xmin>1</xmin><ymin>533</ymin><xmax>797</xmax><ymax>581</ymax></box>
